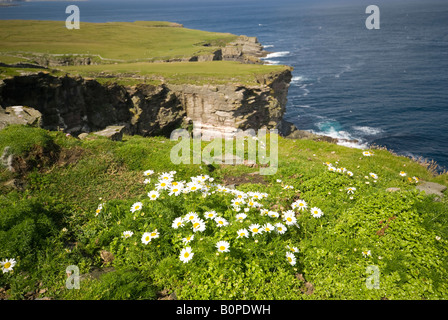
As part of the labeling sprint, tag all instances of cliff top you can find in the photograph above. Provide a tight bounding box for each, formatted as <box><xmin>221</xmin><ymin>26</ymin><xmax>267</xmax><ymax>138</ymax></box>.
<box><xmin>0</xmin><ymin>19</ymin><xmax>291</xmax><ymax>85</ymax></box>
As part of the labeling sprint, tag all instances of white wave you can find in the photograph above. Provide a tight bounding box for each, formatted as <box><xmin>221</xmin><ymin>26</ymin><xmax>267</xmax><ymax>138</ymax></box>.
<box><xmin>291</xmin><ymin>76</ymin><xmax>304</xmax><ymax>83</ymax></box>
<box><xmin>335</xmin><ymin>64</ymin><xmax>352</xmax><ymax>78</ymax></box>
<box><xmin>262</xmin><ymin>51</ymin><xmax>290</xmax><ymax>59</ymax></box>
<box><xmin>311</xmin><ymin>127</ymin><xmax>369</xmax><ymax>149</ymax></box>
<box><xmin>264</xmin><ymin>60</ymin><xmax>280</xmax><ymax>65</ymax></box>
<box><xmin>263</xmin><ymin>44</ymin><xmax>274</xmax><ymax>48</ymax></box>
<box><xmin>296</xmin><ymin>105</ymin><xmax>311</xmax><ymax>108</ymax></box>
<box><xmin>352</xmin><ymin>126</ymin><xmax>383</xmax><ymax>136</ymax></box>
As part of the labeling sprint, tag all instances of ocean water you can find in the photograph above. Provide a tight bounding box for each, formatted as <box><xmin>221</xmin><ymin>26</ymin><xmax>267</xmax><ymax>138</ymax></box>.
<box><xmin>1</xmin><ymin>0</ymin><xmax>447</xmax><ymax>170</ymax></box>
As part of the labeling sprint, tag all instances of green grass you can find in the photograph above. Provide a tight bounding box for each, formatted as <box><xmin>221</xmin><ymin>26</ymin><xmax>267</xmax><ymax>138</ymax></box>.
<box><xmin>59</xmin><ymin>61</ymin><xmax>290</xmax><ymax>85</ymax></box>
<box><xmin>0</xmin><ymin>20</ymin><xmax>289</xmax><ymax>85</ymax></box>
<box><xmin>0</xmin><ymin>125</ymin><xmax>447</xmax><ymax>300</ymax></box>
<box><xmin>0</xmin><ymin>20</ymin><xmax>237</xmax><ymax>63</ymax></box>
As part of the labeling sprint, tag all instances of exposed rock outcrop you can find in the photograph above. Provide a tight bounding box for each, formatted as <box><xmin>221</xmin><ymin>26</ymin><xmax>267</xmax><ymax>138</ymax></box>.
<box><xmin>0</xmin><ymin>68</ymin><xmax>293</xmax><ymax>138</ymax></box>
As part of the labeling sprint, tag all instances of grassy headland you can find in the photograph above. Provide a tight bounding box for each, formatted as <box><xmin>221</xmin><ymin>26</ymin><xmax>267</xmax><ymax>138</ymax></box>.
<box><xmin>0</xmin><ymin>125</ymin><xmax>447</xmax><ymax>300</ymax></box>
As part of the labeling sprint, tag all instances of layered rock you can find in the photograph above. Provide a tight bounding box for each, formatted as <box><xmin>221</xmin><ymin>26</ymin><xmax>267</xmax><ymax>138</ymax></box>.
<box><xmin>0</xmin><ymin>68</ymin><xmax>293</xmax><ymax>138</ymax></box>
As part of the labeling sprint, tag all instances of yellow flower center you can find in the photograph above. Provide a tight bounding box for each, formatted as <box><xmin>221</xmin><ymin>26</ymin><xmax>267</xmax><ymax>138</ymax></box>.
<box><xmin>145</xmin><ymin>236</ymin><xmax>150</xmax><ymax>241</ymax></box>
<box><xmin>287</xmin><ymin>257</ymin><xmax>292</xmax><ymax>262</ymax></box>
<box><xmin>177</xmin><ymin>222</ymin><xmax>182</xmax><ymax>226</ymax></box>
<box><xmin>253</xmin><ymin>228</ymin><xmax>258</xmax><ymax>233</ymax></box>
<box><xmin>184</xmin><ymin>252</ymin><xmax>189</xmax><ymax>258</ymax></box>
<box><xmin>191</xmin><ymin>186</ymin><xmax>197</xmax><ymax>191</ymax></box>
<box><xmin>151</xmin><ymin>232</ymin><xmax>156</xmax><ymax>237</ymax></box>
<box><xmin>266</xmin><ymin>228</ymin><xmax>270</xmax><ymax>232</ymax></box>
<box><xmin>4</xmin><ymin>262</ymin><xmax>11</xmax><ymax>269</ymax></box>
<box><xmin>287</xmin><ymin>217</ymin><xmax>292</xmax><ymax>222</ymax></box>
<box><xmin>135</xmin><ymin>205</ymin><xmax>140</xmax><ymax>210</ymax></box>
<box><xmin>240</xmin><ymin>233</ymin><xmax>245</xmax><ymax>236</ymax></box>
<box><xmin>173</xmin><ymin>182</ymin><xmax>178</xmax><ymax>186</ymax></box>
<box><xmin>219</xmin><ymin>246</ymin><xmax>226</xmax><ymax>251</ymax></box>
<box><xmin>219</xmin><ymin>221</ymin><xmax>223</xmax><ymax>225</ymax></box>
<box><xmin>193</xmin><ymin>223</ymin><xmax>200</xmax><ymax>229</ymax></box>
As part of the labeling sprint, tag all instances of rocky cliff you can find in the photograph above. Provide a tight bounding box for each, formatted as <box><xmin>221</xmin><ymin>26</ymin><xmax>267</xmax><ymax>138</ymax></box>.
<box><xmin>0</xmin><ymin>67</ymin><xmax>293</xmax><ymax>138</ymax></box>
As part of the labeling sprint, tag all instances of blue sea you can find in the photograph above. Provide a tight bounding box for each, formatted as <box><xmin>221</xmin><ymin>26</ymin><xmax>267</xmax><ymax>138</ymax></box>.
<box><xmin>1</xmin><ymin>0</ymin><xmax>448</xmax><ymax>170</ymax></box>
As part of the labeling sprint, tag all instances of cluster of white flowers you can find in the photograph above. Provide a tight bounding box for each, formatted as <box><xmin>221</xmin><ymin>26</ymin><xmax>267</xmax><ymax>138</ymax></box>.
<box><xmin>324</xmin><ymin>162</ymin><xmax>353</xmax><ymax>177</ymax></box>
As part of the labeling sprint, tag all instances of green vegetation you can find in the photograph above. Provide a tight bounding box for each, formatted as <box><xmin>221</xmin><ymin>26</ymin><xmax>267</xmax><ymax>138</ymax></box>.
<box><xmin>0</xmin><ymin>20</ymin><xmax>237</xmax><ymax>62</ymax></box>
<box><xmin>0</xmin><ymin>125</ymin><xmax>447</xmax><ymax>300</ymax></box>
<box><xmin>59</xmin><ymin>61</ymin><xmax>289</xmax><ymax>85</ymax></box>
<box><xmin>0</xmin><ymin>20</ymin><xmax>289</xmax><ymax>85</ymax></box>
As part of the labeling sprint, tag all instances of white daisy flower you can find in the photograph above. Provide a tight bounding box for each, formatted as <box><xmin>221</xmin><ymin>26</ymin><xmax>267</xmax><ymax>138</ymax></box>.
<box><xmin>148</xmin><ymin>190</ymin><xmax>160</xmax><ymax>200</ymax></box>
<box><xmin>179</xmin><ymin>247</ymin><xmax>194</xmax><ymax>263</ymax></box>
<box><xmin>149</xmin><ymin>229</ymin><xmax>159</xmax><ymax>240</ymax></box>
<box><xmin>249</xmin><ymin>224</ymin><xmax>262</xmax><ymax>236</ymax></box>
<box><xmin>369</xmin><ymin>173</ymin><xmax>378</xmax><ymax>179</ymax></box>
<box><xmin>130</xmin><ymin>202</ymin><xmax>143</xmax><ymax>213</ymax></box>
<box><xmin>159</xmin><ymin>172</ymin><xmax>174</xmax><ymax>181</ymax></box>
<box><xmin>284</xmin><ymin>215</ymin><xmax>297</xmax><ymax>226</ymax></box>
<box><xmin>216</xmin><ymin>240</ymin><xmax>230</xmax><ymax>253</ymax></box>
<box><xmin>286</xmin><ymin>252</ymin><xmax>296</xmax><ymax>266</ymax></box>
<box><xmin>95</xmin><ymin>203</ymin><xmax>104</xmax><ymax>216</ymax></box>
<box><xmin>155</xmin><ymin>180</ymin><xmax>170</xmax><ymax>191</ymax></box>
<box><xmin>237</xmin><ymin>229</ymin><xmax>249</xmax><ymax>238</ymax></box>
<box><xmin>250</xmin><ymin>192</ymin><xmax>263</xmax><ymax>200</ymax></box>
<box><xmin>184</xmin><ymin>212</ymin><xmax>198</xmax><ymax>222</ymax></box>
<box><xmin>192</xmin><ymin>218</ymin><xmax>206</xmax><ymax>233</ymax></box>
<box><xmin>276</xmin><ymin>179</ymin><xmax>282</xmax><ymax>183</ymax></box>
<box><xmin>287</xmin><ymin>245</ymin><xmax>299</xmax><ymax>254</ymax></box>
<box><xmin>244</xmin><ymin>208</ymin><xmax>250</xmax><ymax>213</ymax></box>
<box><xmin>362</xmin><ymin>250</ymin><xmax>371</xmax><ymax>258</ymax></box>
<box><xmin>233</xmin><ymin>206</ymin><xmax>241</xmax><ymax>212</ymax></box>
<box><xmin>267</xmin><ymin>210</ymin><xmax>279</xmax><ymax>218</ymax></box>
<box><xmin>1</xmin><ymin>258</ymin><xmax>16</xmax><ymax>273</ymax></box>
<box><xmin>214</xmin><ymin>216</ymin><xmax>229</xmax><ymax>227</ymax></box>
<box><xmin>143</xmin><ymin>178</ymin><xmax>151</xmax><ymax>184</ymax></box>
<box><xmin>294</xmin><ymin>200</ymin><xmax>307</xmax><ymax>211</ymax></box>
<box><xmin>413</xmin><ymin>176</ymin><xmax>419</xmax><ymax>183</ymax></box>
<box><xmin>347</xmin><ymin>171</ymin><xmax>354</xmax><ymax>177</ymax></box>
<box><xmin>260</xmin><ymin>209</ymin><xmax>269</xmax><ymax>216</ymax></box>
<box><xmin>346</xmin><ymin>187</ymin><xmax>356</xmax><ymax>194</ymax></box>
<box><xmin>310</xmin><ymin>207</ymin><xmax>324</xmax><ymax>218</ymax></box>
<box><xmin>363</xmin><ymin>151</ymin><xmax>373</xmax><ymax>156</ymax></box>
<box><xmin>204</xmin><ymin>211</ymin><xmax>217</xmax><ymax>220</ymax></box>
<box><xmin>328</xmin><ymin>166</ymin><xmax>336</xmax><ymax>172</ymax></box>
<box><xmin>263</xmin><ymin>223</ymin><xmax>275</xmax><ymax>233</ymax></box>
<box><xmin>283</xmin><ymin>185</ymin><xmax>294</xmax><ymax>190</ymax></box>
<box><xmin>186</xmin><ymin>181</ymin><xmax>202</xmax><ymax>192</ymax></box>
<box><xmin>143</xmin><ymin>170</ymin><xmax>154</xmax><ymax>176</ymax></box>
<box><xmin>275</xmin><ymin>223</ymin><xmax>287</xmax><ymax>234</ymax></box>
<box><xmin>236</xmin><ymin>213</ymin><xmax>247</xmax><ymax>221</ymax></box>
<box><xmin>141</xmin><ymin>232</ymin><xmax>151</xmax><ymax>245</ymax></box>
<box><xmin>168</xmin><ymin>184</ymin><xmax>183</xmax><ymax>196</ymax></box>
<box><xmin>182</xmin><ymin>235</ymin><xmax>194</xmax><ymax>244</ymax></box>
<box><xmin>231</xmin><ymin>198</ymin><xmax>245</xmax><ymax>207</ymax></box>
<box><xmin>399</xmin><ymin>171</ymin><xmax>407</xmax><ymax>177</ymax></box>
<box><xmin>172</xmin><ymin>217</ymin><xmax>184</xmax><ymax>229</ymax></box>
<box><xmin>122</xmin><ymin>231</ymin><xmax>134</xmax><ymax>239</ymax></box>
<box><xmin>234</xmin><ymin>192</ymin><xmax>247</xmax><ymax>200</ymax></box>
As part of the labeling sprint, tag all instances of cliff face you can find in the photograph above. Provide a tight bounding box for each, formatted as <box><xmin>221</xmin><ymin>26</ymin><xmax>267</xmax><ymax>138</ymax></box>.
<box><xmin>0</xmin><ymin>67</ymin><xmax>292</xmax><ymax>138</ymax></box>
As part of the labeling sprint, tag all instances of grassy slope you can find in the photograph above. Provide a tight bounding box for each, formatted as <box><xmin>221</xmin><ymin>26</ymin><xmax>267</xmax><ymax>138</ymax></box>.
<box><xmin>0</xmin><ymin>20</ymin><xmax>237</xmax><ymax>62</ymax></box>
<box><xmin>0</xmin><ymin>125</ymin><xmax>447</xmax><ymax>300</ymax></box>
<box><xmin>0</xmin><ymin>20</ymin><xmax>289</xmax><ymax>85</ymax></box>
